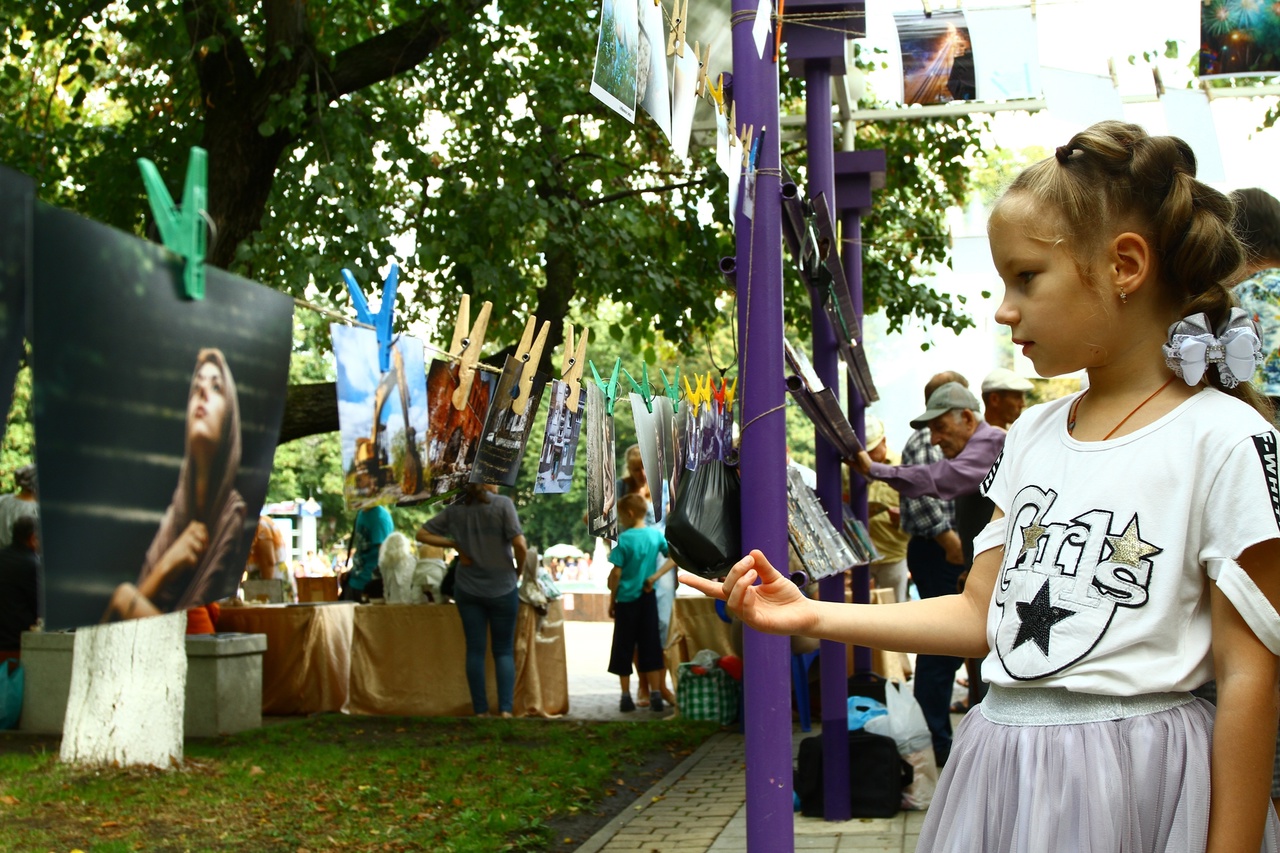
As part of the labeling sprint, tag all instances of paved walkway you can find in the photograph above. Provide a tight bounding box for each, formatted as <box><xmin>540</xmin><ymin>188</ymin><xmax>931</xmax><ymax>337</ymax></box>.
<box><xmin>563</xmin><ymin>622</ymin><xmax>926</xmax><ymax>852</ymax></box>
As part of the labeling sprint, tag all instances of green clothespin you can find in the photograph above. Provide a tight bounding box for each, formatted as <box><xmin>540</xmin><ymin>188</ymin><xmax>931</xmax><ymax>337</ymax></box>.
<box><xmin>660</xmin><ymin>367</ymin><xmax>681</xmax><ymax>402</ymax></box>
<box><xmin>589</xmin><ymin>357</ymin><xmax>622</xmax><ymax>416</ymax></box>
<box><xmin>138</xmin><ymin>146</ymin><xmax>208</xmax><ymax>300</ymax></box>
<box><xmin>622</xmin><ymin>363</ymin><xmax>656</xmax><ymax>413</ymax></box>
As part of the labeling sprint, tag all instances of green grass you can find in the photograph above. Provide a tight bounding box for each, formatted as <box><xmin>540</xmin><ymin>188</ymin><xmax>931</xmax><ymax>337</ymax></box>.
<box><xmin>0</xmin><ymin>715</ymin><xmax>718</xmax><ymax>852</ymax></box>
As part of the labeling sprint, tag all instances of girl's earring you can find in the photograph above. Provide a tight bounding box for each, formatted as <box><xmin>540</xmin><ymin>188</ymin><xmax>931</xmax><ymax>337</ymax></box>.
<box><xmin>1118</xmin><ymin>288</ymin><xmax>1128</xmax><ymax>304</ymax></box>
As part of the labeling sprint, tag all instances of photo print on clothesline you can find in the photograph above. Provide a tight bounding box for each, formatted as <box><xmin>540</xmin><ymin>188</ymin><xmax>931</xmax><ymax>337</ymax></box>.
<box><xmin>534</xmin><ymin>378</ymin><xmax>586</xmax><ymax>495</ymax></box>
<box><xmin>1200</xmin><ymin>1</ymin><xmax>1280</xmax><ymax>78</ymax></box>
<box><xmin>630</xmin><ymin>392</ymin><xmax>666</xmax><ymax>522</ymax></box>
<box><xmin>637</xmin><ymin>0</ymin><xmax>672</xmax><ymax>139</ymax></box>
<box><xmin>893</xmin><ymin>9</ymin><xmax>976</xmax><ymax>105</ymax></box>
<box><xmin>425</xmin><ymin>357</ymin><xmax>497</xmax><ymax>499</ymax></box>
<box><xmin>30</xmin><ymin>203</ymin><xmax>293</xmax><ymax>631</ymax></box>
<box><xmin>585</xmin><ymin>381</ymin><xmax>618</xmax><ymax>540</ymax></box>
<box><xmin>332</xmin><ymin>325</ymin><xmax>430</xmax><ymax>510</ymax></box>
<box><xmin>470</xmin><ymin>354</ymin><xmax>549</xmax><ymax>487</ymax></box>
<box><xmin>589</xmin><ymin>0</ymin><xmax>642</xmax><ymax>123</ymax></box>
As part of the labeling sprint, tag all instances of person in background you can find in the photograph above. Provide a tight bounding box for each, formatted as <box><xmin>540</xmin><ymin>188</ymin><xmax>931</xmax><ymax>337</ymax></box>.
<box><xmin>0</xmin><ymin>465</ymin><xmax>38</xmax><ymax>550</ymax></box>
<box><xmin>343</xmin><ymin>505</ymin><xmax>392</xmax><ymax>602</ymax></box>
<box><xmin>619</xmin><ymin>443</ymin><xmax>676</xmax><ymax>708</ymax></box>
<box><xmin>979</xmin><ymin>368</ymin><xmax>1034</xmax><ymax>431</ymax></box>
<box><xmin>418</xmin><ymin>483</ymin><xmax>526</xmax><ymax>718</ymax></box>
<box><xmin>1220</xmin><ymin>185</ymin><xmax>1280</xmax><ymax>816</ymax></box>
<box><xmin>247</xmin><ymin>512</ymin><xmax>284</xmax><ymax>582</ymax></box>
<box><xmin>851</xmin><ymin>381</ymin><xmax>1006</xmax><ymax>767</ymax></box>
<box><xmin>607</xmin><ymin>494</ymin><xmax>673</xmax><ymax>714</ymax></box>
<box><xmin>863</xmin><ymin>415</ymin><xmax>910</xmax><ymax>606</ymax></box>
<box><xmin>1233</xmin><ymin>187</ymin><xmax>1280</xmax><ymax>413</ymax></box>
<box><xmin>0</xmin><ymin>516</ymin><xmax>40</xmax><ymax>662</ymax></box>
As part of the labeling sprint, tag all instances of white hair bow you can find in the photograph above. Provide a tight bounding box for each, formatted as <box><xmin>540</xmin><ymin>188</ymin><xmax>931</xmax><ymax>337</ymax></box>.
<box><xmin>1162</xmin><ymin>309</ymin><xmax>1263</xmax><ymax>389</ymax></box>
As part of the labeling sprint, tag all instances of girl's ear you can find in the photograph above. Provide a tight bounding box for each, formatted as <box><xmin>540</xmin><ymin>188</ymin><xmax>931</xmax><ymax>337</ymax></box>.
<box><xmin>1110</xmin><ymin>231</ymin><xmax>1153</xmax><ymax>297</ymax></box>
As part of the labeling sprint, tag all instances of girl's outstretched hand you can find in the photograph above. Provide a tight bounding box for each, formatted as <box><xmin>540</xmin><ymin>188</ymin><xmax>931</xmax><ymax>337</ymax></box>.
<box><xmin>678</xmin><ymin>550</ymin><xmax>815</xmax><ymax>637</ymax></box>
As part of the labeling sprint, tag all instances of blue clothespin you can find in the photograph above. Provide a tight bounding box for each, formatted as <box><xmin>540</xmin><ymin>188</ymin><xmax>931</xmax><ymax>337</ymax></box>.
<box><xmin>589</xmin><ymin>357</ymin><xmax>622</xmax><ymax>416</ymax></box>
<box><xmin>622</xmin><ymin>363</ymin><xmax>656</xmax><ymax>413</ymax></box>
<box><xmin>341</xmin><ymin>264</ymin><xmax>400</xmax><ymax>373</ymax></box>
<box><xmin>138</xmin><ymin>146</ymin><xmax>208</xmax><ymax>300</ymax></box>
<box><xmin>660</xmin><ymin>367</ymin><xmax>682</xmax><ymax>402</ymax></box>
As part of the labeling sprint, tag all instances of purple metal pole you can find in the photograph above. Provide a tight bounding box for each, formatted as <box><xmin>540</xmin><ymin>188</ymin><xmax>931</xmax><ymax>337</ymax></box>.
<box><xmin>802</xmin><ymin>63</ymin><xmax>853</xmax><ymax>823</ymax></box>
<box><xmin>842</xmin><ymin>209</ymin><xmax>873</xmax><ymax>674</ymax></box>
<box><xmin>733</xmin><ymin>3</ymin><xmax>793</xmax><ymax>850</ymax></box>
<box><xmin>834</xmin><ymin>150</ymin><xmax>888</xmax><ymax>674</ymax></box>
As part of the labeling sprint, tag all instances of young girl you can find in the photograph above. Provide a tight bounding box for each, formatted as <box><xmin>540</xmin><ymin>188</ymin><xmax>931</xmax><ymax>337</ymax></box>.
<box><xmin>683</xmin><ymin>121</ymin><xmax>1280</xmax><ymax>852</ymax></box>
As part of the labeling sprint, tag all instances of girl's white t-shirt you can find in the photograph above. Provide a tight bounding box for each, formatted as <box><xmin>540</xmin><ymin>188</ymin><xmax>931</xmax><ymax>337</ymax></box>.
<box><xmin>973</xmin><ymin>388</ymin><xmax>1280</xmax><ymax>694</ymax></box>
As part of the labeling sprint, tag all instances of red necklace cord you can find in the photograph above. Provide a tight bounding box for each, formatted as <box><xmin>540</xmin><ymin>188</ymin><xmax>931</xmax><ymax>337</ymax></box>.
<box><xmin>1067</xmin><ymin>375</ymin><xmax>1177</xmax><ymax>440</ymax></box>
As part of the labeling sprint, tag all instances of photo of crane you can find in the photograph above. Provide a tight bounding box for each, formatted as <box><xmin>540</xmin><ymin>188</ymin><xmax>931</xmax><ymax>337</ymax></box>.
<box><xmin>894</xmin><ymin>9</ymin><xmax>976</xmax><ymax>105</ymax></box>
<box><xmin>333</xmin><ymin>324</ymin><xmax>429</xmax><ymax>510</ymax></box>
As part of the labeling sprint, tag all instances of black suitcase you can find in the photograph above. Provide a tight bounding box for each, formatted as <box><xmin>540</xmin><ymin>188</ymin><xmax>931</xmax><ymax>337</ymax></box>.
<box><xmin>795</xmin><ymin>730</ymin><xmax>912</xmax><ymax>818</ymax></box>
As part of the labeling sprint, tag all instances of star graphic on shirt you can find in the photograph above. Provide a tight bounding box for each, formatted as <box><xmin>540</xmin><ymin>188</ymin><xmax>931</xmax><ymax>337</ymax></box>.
<box><xmin>1012</xmin><ymin>579</ymin><xmax>1076</xmax><ymax>657</ymax></box>
<box><xmin>1104</xmin><ymin>515</ymin><xmax>1161</xmax><ymax>569</ymax></box>
<box><xmin>1020</xmin><ymin>524</ymin><xmax>1046</xmax><ymax>557</ymax></box>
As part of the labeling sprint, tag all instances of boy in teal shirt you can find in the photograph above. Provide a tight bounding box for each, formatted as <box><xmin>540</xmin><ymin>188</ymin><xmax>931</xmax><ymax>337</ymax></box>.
<box><xmin>608</xmin><ymin>494</ymin><xmax>675</xmax><ymax>712</ymax></box>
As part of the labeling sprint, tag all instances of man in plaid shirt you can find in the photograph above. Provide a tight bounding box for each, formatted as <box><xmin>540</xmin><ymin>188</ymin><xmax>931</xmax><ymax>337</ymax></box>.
<box><xmin>855</xmin><ymin>371</ymin><xmax>990</xmax><ymax>769</ymax></box>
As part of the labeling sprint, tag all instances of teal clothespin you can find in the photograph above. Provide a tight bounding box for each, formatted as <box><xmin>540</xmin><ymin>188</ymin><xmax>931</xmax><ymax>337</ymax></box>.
<box><xmin>341</xmin><ymin>264</ymin><xmax>400</xmax><ymax>373</ymax></box>
<box><xmin>660</xmin><ymin>367</ymin><xmax>682</xmax><ymax>402</ymax></box>
<box><xmin>138</xmin><ymin>146</ymin><xmax>208</xmax><ymax>300</ymax></box>
<box><xmin>589</xmin><ymin>357</ymin><xmax>622</xmax><ymax>416</ymax></box>
<box><xmin>622</xmin><ymin>363</ymin><xmax>656</xmax><ymax>413</ymax></box>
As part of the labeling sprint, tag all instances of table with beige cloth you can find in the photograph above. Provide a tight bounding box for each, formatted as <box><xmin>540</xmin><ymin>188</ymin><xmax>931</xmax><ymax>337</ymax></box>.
<box><xmin>216</xmin><ymin>599</ymin><xmax>568</xmax><ymax>717</ymax></box>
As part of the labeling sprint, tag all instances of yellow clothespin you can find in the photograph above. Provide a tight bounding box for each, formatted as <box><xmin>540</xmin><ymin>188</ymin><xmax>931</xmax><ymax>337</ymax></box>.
<box><xmin>739</xmin><ymin>123</ymin><xmax>755</xmax><ymax>169</ymax></box>
<box><xmin>667</xmin><ymin>0</ymin><xmax>688</xmax><ymax>57</ymax></box>
<box><xmin>560</xmin><ymin>323</ymin><xmax>590</xmax><ymax>413</ymax></box>
<box><xmin>1107</xmin><ymin>57</ymin><xmax>1119</xmax><ymax>89</ymax></box>
<box><xmin>723</xmin><ymin>376</ymin><xmax>738</xmax><ymax>414</ymax></box>
<box><xmin>699</xmin><ymin>373</ymin><xmax>714</xmax><ymax>411</ymax></box>
<box><xmin>728</xmin><ymin>102</ymin><xmax>739</xmax><ymax>152</ymax></box>
<box><xmin>683</xmin><ymin>373</ymin><xmax>703</xmax><ymax>415</ymax></box>
<box><xmin>708</xmin><ymin>73</ymin><xmax>726</xmax><ymax>112</ymax></box>
<box><xmin>922</xmin><ymin>0</ymin><xmax>933</xmax><ymax>17</ymax></box>
<box><xmin>694</xmin><ymin>41</ymin><xmax>713</xmax><ymax>98</ymax></box>
<box><xmin>449</xmin><ymin>294</ymin><xmax>493</xmax><ymax>411</ymax></box>
<box><xmin>1028</xmin><ymin>0</ymin><xmax>1036</xmax><ymax>17</ymax></box>
<box><xmin>511</xmin><ymin>316</ymin><xmax>551</xmax><ymax>416</ymax></box>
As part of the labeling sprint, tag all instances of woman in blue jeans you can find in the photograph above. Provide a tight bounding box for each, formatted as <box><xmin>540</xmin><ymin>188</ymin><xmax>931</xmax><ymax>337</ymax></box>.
<box><xmin>418</xmin><ymin>483</ymin><xmax>528</xmax><ymax>717</ymax></box>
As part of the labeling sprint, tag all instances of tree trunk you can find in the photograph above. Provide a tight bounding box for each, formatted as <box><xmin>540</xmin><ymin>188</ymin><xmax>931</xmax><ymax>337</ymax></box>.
<box><xmin>60</xmin><ymin>613</ymin><xmax>188</xmax><ymax>768</ymax></box>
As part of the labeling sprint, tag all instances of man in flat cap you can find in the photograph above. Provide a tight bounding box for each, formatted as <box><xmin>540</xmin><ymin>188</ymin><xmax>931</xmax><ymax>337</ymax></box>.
<box><xmin>980</xmin><ymin>368</ymin><xmax>1034</xmax><ymax>432</ymax></box>
<box><xmin>852</xmin><ymin>379</ymin><xmax>1005</xmax><ymax>767</ymax></box>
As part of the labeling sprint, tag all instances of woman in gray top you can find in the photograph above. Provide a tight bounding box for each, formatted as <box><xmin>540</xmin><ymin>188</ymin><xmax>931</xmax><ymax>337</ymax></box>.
<box><xmin>418</xmin><ymin>483</ymin><xmax>527</xmax><ymax>716</ymax></box>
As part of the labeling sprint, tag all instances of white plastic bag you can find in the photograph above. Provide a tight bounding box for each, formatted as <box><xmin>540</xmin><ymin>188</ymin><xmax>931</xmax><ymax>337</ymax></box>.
<box><xmin>865</xmin><ymin>680</ymin><xmax>932</xmax><ymax>755</ymax></box>
<box><xmin>864</xmin><ymin>680</ymin><xmax>937</xmax><ymax>810</ymax></box>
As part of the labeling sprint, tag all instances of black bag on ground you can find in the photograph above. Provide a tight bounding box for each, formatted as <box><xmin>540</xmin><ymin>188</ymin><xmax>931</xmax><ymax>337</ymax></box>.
<box><xmin>795</xmin><ymin>730</ymin><xmax>912</xmax><ymax>818</ymax></box>
<box><xmin>664</xmin><ymin>460</ymin><xmax>741</xmax><ymax>579</ymax></box>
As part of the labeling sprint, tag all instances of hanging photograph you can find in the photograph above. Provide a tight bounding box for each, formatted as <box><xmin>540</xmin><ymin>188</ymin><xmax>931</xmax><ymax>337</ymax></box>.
<box><xmin>470</xmin><ymin>355</ymin><xmax>549</xmax><ymax>487</ymax></box>
<box><xmin>534</xmin><ymin>379</ymin><xmax>586</xmax><ymax>495</ymax></box>
<box><xmin>425</xmin><ymin>357</ymin><xmax>496</xmax><ymax>498</ymax></box>
<box><xmin>585</xmin><ymin>382</ymin><xmax>618</xmax><ymax>540</ymax></box>
<box><xmin>630</xmin><ymin>393</ymin><xmax>666</xmax><ymax>521</ymax></box>
<box><xmin>786</xmin><ymin>466</ymin><xmax>858</xmax><ymax>582</ymax></box>
<box><xmin>670</xmin><ymin>46</ymin><xmax>699</xmax><ymax>159</ymax></box>
<box><xmin>1200</xmin><ymin>1</ymin><xmax>1280</xmax><ymax>77</ymax></box>
<box><xmin>589</xmin><ymin>0</ymin><xmax>642</xmax><ymax>122</ymax></box>
<box><xmin>637</xmin><ymin>0</ymin><xmax>672</xmax><ymax>139</ymax></box>
<box><xmin>0</xmin><ymin>167</ymin><xmax>33</xmax><ymax>428</ymax></box>
<box><xmin>965</xmin><ymin>7</ymin><xmax>1041</xmax><ymax>101</ymax></box>
<box><xmin>893</xmin><ymin>9</ymin><xmax>976</xmax><ymax>105</ymax></box>
<box><xmin>333</xmin><ymin>325</ymin><xmax>429</xmax><ymax>510</ymax></box>
<box><xmin>30</xmin><ymin>203</ymin><xmax>293</xmax><ymax>631</ymax></box>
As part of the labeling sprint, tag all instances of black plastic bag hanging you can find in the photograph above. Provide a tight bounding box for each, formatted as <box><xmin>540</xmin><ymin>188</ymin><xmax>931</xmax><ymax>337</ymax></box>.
<box><xmin>665</xmin><ymin>459</ymin><xmax>742</xmax><ymax>580</ymax></box>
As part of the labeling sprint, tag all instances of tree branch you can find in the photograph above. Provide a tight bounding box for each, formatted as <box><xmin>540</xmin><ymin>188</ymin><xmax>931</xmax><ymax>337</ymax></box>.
<box><xmin>323</xmin><ymin>0</ymin><xmax>488</xmax><ymax>99</ymax></box>
<box><xmin>583</xmin><ymin>178</ymin><xmax>711</xmax><ymax>209</ymax></box>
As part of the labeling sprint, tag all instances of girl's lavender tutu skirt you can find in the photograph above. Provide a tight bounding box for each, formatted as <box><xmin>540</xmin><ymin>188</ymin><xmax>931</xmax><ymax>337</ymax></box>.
<box><xmin>916</xmin><ymin>685</ymin><xmax>1280</xmax><ymax>852</ymax></box>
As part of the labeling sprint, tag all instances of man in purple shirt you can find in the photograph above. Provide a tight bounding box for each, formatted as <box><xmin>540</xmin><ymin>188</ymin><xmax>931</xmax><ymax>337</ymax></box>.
<box><xmin>851</xmin><ymin>381</ymin><xmax>1005</xmax><ymax>767</ymax></box>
